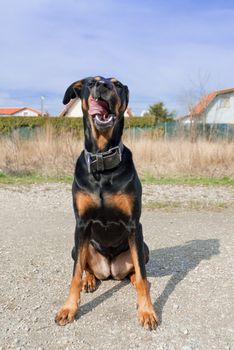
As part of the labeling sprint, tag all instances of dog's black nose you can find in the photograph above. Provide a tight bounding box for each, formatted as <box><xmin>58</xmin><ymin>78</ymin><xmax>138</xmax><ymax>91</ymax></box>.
<box><xmin>95</xmin><ymin>80</ymin><xmax>112</xmax><ymax>89</ymax></box>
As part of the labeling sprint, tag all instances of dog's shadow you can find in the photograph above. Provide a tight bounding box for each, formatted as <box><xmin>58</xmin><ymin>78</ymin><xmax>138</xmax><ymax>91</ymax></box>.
<box><xmin>148</xmin><ymin>239</ymin><xmax>220</xmax><ymax>323</ymax></box>
<box><xmin>78</xmin><ymin>239</ymin><xmax>220</xmax><ymax>323</ymax></box>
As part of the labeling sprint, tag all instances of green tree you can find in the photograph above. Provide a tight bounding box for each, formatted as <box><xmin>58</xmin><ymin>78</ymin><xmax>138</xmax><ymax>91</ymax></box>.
<box><xmin>146</xmin><ymin>102</ymin><xmax>175</xmax><ymax>123</ymax></box>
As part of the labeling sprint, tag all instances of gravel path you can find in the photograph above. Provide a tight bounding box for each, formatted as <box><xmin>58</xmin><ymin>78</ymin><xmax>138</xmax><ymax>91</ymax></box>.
<box><xmin>0</xmin><ymin>184</ymin><xmax>234</xmax><ymax>350</ymax></box>
<box><xmin>143</xmin><ymin>184</ymin><xmax>234</xmax><ymax>208</ymax></box>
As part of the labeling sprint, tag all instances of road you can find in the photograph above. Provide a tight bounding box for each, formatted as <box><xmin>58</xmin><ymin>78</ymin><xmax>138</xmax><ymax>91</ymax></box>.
<box><xmin>0</xmin><ymin>184</ymin><xmax>233</xmax><ymax>350</ymax></box>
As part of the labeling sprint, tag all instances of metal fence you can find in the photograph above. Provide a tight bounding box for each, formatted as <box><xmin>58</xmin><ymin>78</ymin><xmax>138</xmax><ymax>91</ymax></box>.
<box><xmin>5</xmin><ymin>122</ymin><xmax>234</xmax><ymax>141</ymax></box>
<box><xmin>125</xmin><ymin>122</ymin><xmax>234</xmax><ymax>141</ymax></box>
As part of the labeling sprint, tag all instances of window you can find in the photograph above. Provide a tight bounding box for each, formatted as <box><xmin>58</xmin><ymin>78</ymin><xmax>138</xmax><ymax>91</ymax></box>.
<box><xmin>216</xmin><ymin>96</ymin><xmax>230</xmax><ymax>109</ymax></box>
<box><xmin>23</xmin><ymin>112</ymin><xmax>28</xmax><ymax>116</ymax></box>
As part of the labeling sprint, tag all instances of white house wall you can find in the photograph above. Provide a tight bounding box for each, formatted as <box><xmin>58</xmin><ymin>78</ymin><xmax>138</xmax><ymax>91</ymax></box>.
<box><xmin>65</xmin><ymin>100</ymin><xmax>83</xmax><ymax>117</ymax></box>
<box><xmin>13</xmin><ymin>109</ymin><xmax>39</xmax><ymax>117</ymax></box>
<box><xmin>205</xmin><ymin>92</ymin><xmax>234</xmax><ymax>123</ymax></box>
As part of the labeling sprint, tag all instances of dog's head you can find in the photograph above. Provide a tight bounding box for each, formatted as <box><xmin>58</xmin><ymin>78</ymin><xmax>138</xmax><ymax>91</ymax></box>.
<box><xmin>63</xmin><ymin>76</ymin><xmax>129</xmax><ymax>133</ymax></box>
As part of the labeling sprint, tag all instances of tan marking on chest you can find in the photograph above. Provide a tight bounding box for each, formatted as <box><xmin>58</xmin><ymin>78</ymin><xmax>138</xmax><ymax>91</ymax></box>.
<box><xmin>95</xmin><ymin>130</ymin><xmax>113</xmax><ymax>150</ymax></box>
<box><xmin>75</xmin><ymin>192</ymin><xmax>100</xmax><ymax>216</ymax></box>
<box><xmin>104</xmin><ymin>192</ymin><xmax>134</xmax><ymax>216</ymax></box>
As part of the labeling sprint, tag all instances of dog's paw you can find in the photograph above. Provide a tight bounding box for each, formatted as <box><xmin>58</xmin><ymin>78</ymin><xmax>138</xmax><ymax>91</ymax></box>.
<box><xmin>55</xmin><ymin>306</ymin><xmax>77</xmax><ymax>326</ymax></box>
<box><xmin>82</xmin><ymin>273</ymin><xmax>97</xmax><ymax>293</ymax></box>
<box><xmin>137</xmin><ymin>308</ymin><xmax>158</xmax><ymax>330</ymax></box>
<box><xmin>129</xmin><ymin>273</ymin><xmax>136</xmax><ymax>287</ymax></box>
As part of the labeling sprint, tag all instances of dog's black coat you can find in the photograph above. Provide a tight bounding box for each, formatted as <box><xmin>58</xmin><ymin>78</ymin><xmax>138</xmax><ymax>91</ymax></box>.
<box><xmin>55</xmin><ymin>77</ymin><xmax>157</xmax><ymax>330</ymax></box>
<box><xmin>65</xmin><ymin>76</ymin><xmax>148</xmax><ymax>277</ymax></box>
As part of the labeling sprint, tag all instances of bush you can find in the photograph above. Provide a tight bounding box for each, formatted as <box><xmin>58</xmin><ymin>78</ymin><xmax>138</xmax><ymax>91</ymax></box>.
<box><xmin>146</xmin><ymin>102</ymin><xmax>175</xmax><ymax>122</ymax></box>
<box><xmin>0</xmin><ymin>116</ymin><xmax>159</xmax><ymax>136</ymax></box>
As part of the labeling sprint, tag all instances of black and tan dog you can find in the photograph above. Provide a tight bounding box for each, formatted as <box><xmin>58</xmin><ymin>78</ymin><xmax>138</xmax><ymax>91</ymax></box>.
<box><xmin>55</xmin><ymin>76</ymin><xmax>158</xmax><ymax>330</ymax></box>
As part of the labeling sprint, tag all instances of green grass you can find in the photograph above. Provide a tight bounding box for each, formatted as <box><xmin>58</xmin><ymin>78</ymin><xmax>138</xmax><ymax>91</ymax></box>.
<box><xmin>0</xmin><ymin>171</ymin><xmax>234</xmax><ymax>186</ymax></box>
<box><xmin>141</xmin><ymin>173</ymin><xmax>234</xmax><ymax>186</ymax></box>
<box><xmin>143</xmin><ymin>200</ymin><xmax>229</xmax><ymax>210</ymax></box>
<box><xmin>0</xmin><ymin>172</ymin><xmax>73</xmax><ymax>185</ymax></box>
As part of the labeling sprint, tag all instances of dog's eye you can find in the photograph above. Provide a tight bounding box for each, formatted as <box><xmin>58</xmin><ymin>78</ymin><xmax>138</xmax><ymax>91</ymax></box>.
<box><xmin>114</xmin><ymin>81</ymin><xmax>123</xmax><ymax>88</ymax></box>
<box><xmin>87</xmin><ymin>80</ymin><xmax>95</xmax><ymax>88</ymax></box>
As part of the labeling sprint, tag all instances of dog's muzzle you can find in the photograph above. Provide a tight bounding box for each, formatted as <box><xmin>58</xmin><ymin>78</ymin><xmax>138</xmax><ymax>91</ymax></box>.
<box><xmin>89</xmin><ymin>96</ymin><xmax>116</xmax><ymax>130</ymax></box>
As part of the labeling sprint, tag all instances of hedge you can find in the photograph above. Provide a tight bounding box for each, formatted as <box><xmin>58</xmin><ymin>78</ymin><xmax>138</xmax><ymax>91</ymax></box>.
<box><xmin>0</xmin><ymin>116</ymin><xmax>159</xmax><ymax>135</ymax></box>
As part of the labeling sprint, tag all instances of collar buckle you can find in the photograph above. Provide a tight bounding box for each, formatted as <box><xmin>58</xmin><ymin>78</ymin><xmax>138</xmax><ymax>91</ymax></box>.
<box><xmin>84</xmin><ymin>143</ymin><xmax>123</xmax><ymax>173</ymax></box>
<box><xmin>96</xmin><ymin>153</ymin><xmax>105</xmax><ymax>171</ymax></box>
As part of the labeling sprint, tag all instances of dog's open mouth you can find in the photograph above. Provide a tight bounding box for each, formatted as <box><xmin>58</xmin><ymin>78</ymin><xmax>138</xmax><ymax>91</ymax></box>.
<box><xmin>89</xmin><ymin>96</ymin><xmax>115</xmax><ymax>129</ymax></box>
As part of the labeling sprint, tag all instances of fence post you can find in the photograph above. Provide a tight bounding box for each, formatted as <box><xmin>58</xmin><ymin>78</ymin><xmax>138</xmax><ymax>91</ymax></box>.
<box><xmin>226</xmin><ymin>124</ymin><xmax>229</xmax><ymax>141</ymax></box>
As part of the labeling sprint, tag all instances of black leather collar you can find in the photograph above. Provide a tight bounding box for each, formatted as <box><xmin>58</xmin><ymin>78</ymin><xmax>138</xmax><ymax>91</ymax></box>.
<box><xmin>84</xmin><ymin>143</ymin><xmax>123</xmax><ymax>173</ymax></box>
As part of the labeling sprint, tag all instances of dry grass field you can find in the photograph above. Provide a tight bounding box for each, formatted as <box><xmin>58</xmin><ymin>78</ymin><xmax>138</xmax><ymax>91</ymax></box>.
<box><xmin>0</xmin><ymin>126</ymin><xmax>234</xmax><ymax>179</ymax></box>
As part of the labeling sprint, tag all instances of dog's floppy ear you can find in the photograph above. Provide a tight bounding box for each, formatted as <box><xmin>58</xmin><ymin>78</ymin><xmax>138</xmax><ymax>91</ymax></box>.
<box><xmin>63</xmin><ymin>80</ymin><xmax>84</xmax><ymax>105</ymax></box>
<box><xmin>124</xmin><ymin>85</ymin><xmax>129</xmax><ymax>107</ymax></box>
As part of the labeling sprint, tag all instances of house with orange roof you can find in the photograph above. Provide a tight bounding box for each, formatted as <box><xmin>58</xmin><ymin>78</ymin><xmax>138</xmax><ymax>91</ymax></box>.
<box><xmin>178</xmin><ymin>88</ymin><xmax>234</xmax><ymax>124</ymax></box>
<box><xmin>59</xmin><ymin>98</ymin><xmax>134</xmax><ymax>117</ymax></box>
<box><xmin>0</xmin><ymin>107</ymin><xmax>42</xmax><ymax>117</ymax></box>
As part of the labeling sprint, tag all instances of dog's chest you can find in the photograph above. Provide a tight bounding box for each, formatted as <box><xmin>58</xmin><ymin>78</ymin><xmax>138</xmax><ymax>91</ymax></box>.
<box><xmin>75</xmin><ymin>190</ymin><xmax>134</xmax><ymax>247</ymax></box>
<box><xmin>75</xmin><ymin>191</ymin><xmax>134</xmax><ymax>219</ymax></box>
<box><xmin>90</xmin><ymin>220</ymin><xmax>127</xmax><ymax>247</ymax></box>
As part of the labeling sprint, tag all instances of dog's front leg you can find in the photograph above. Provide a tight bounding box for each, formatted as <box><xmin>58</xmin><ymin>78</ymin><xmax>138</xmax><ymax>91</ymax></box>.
<box><xmin>55</xmin><ymin>222</ymin><xmax>88</xmax><ymax>326</ymax></box>
<box><xmin>128</xmin><ymin>223</ymin><xmax>158</xmax><ymax>330</ymax></box>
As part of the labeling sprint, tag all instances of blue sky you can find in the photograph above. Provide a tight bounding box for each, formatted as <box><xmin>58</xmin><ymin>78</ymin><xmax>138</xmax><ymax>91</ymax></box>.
<box><xmin>1</xmin><ymin>0</ymin><xmax>234</xmax><ymax>115</ymax></box>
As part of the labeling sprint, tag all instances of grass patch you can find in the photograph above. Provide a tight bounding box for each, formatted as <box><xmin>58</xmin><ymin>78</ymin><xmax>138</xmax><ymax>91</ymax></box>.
<box><xmin>141</xmin><ymin>173</ymin><xmax>234</xmax><ymax>186</ymax></box>
<box><xmin>0</xmin><ymin>171</ymin><xmax>234</xmax><ymax>186</ymax></box>
<box><xmin>0</xmin><ymin>173</ymin><xmax>73</xmax><ymax>185</ymax></box>
<box><xmin>143</xmin><ymin>200</ymin><xmax>229</xmax><ymax>210</ymax></box>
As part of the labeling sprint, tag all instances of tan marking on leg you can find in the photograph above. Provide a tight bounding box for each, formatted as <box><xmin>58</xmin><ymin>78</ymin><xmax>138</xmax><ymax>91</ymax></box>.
<box><xmin>55</xmin><ymin>241</ymin><xmax>89</xmax><ymax>326</ymax></box>
<box><xmin>75</xmin><ymin>192</ymin><xmax>100</xmax><ymax>216</ymax></box>
<box><xmin>128</xmin><ymin>237</ymin><xmax>158</xmax><ymax>330</ymax></box>
<box><xmin>111</xmin><ymin>249</ymin><xmax>134</xmax><ymax>280</ymax></box>
<box><xmin>111</xmin><ymin>245</ymin><xmax>149</xmax><ymax>281</ymax></box>
<box><xmin>104</xmin><ymin>193</ymin><xmax>134</xmax><ymax>216</ymax></box>
<box><xmin>129</xmin><ymin>272</ymin><xmax>136</xmax><ymax>286</ymax></box>
<box><xmin>86</xmin><ymin>244</ymin><xmax>111</xmax><ymax>280</ymax></box>
<box><xmin>82</xmin><ymin>271</ymin><xmax>97</xmax><ymax>293</ymax></box>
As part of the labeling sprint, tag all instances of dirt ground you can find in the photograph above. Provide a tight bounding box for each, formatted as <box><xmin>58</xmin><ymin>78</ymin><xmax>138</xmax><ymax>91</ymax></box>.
<box><xmin>0</xmin><ymin>184</ymin><xmax>233</xmax><ymax>350</ymax></box>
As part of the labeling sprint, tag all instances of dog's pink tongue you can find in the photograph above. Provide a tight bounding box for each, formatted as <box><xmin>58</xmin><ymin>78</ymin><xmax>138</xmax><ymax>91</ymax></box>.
<box><xmin>89</xmin><ymin>97</ymin><xmax>109</xmax><ymax>116</ymax></box>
